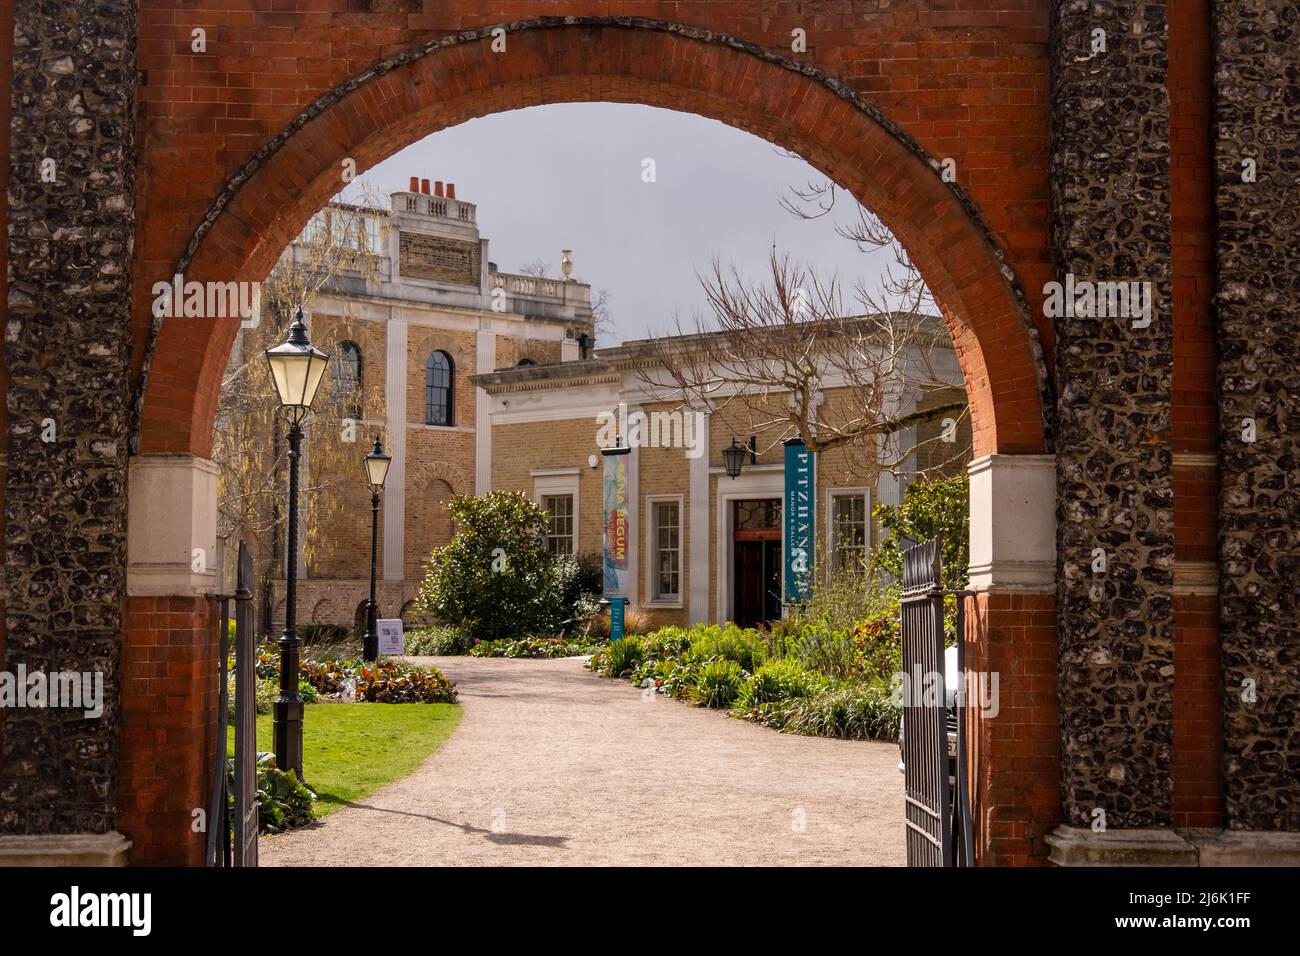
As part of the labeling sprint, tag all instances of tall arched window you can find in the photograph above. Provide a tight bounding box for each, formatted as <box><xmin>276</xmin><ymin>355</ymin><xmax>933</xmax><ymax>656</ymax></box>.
<box><xmin>332</xmin><ymin>340</ymin><xmax>363</xmax><ymax>418</ymax></box>
<box><xmin>425</xmin><ymin>350</ymin><xmax>454</xmax><ymax>426</ymax></box>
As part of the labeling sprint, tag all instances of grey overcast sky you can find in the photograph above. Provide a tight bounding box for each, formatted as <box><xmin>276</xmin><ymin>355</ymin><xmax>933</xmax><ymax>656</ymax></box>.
<box><xmin>338</xmin><ymin>102</ymin><xmax>897</xmax><ymax>346</ymax></box>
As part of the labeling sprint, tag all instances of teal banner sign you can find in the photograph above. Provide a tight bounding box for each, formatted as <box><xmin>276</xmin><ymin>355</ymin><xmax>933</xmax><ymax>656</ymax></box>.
<box><xmin>783</xmin><ymin>438</ymin><xmax>815</xmax><ymax>603</ymax></box>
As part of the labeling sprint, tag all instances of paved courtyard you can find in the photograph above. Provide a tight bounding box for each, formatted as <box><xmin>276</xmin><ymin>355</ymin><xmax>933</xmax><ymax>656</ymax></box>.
<box><xmin>260</xmin><ymin>656</ymin><xmax>906</xmax><ymax>866</ymax></box>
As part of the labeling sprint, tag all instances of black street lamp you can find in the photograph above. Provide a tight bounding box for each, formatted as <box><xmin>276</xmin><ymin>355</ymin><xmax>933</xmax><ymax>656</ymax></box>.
<box><xmin>722</xmin><ymin>436</ymin><xmax>757</xmax><ymax>479</ymax></box>
<box><xmin>362</xmin><ymin>436</ymin><xmax>392</xmax><ymax>662</ymax></box>
<box><xmin>265</xmin><ymin>308</ymin><xmax>328</xmax><ymax>781</ymax></box>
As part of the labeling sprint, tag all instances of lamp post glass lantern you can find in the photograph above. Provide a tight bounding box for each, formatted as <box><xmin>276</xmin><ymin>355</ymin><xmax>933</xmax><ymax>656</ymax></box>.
<box><xmin>265</xmin><ymin>308</ymin><xmax>328</xmax><ymax>781</ymax></box>
<box><xmin>363</xmin><ymin>436</ymin><xmax>391</xmax><ymax>662</ymax></box>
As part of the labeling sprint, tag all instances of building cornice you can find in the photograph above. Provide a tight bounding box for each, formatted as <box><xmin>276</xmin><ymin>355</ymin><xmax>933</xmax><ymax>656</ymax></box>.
<box><xmin>472</xmin><ymin>362</ymin><xmax>622</xmax><ymax>392</ymax></box>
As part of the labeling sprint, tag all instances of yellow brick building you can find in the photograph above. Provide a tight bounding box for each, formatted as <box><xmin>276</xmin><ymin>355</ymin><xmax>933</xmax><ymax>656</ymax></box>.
<box><xmin>474</xmin><ymin>338</ymin><xmax>968</xmax><ymax>631</ymax></box>
<box><xmin>251</xmin><ymin>183</ymin><xmax>969</xmax><ymax>632</ymax></box>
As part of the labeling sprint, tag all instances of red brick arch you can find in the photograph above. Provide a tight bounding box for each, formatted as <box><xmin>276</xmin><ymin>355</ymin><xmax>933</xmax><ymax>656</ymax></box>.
<box><xmin>133</xmin><ymin>17</ymin><xmax>1050</xmax><ymax>459</ymax></box>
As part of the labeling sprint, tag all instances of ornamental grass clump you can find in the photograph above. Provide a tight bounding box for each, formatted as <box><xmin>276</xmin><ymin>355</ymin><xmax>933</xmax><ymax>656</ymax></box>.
<box><xmin>599</xmin><ymin>635</ymin><xmax>645</xmax><ymax>678</ymax></box>
<box><xmin>735</xmin><ymin>657</ymin><xmax>828</xmax><ymax>708</ymax></box>
<box><xmin>690</xmin><ymin>658</ymin><xmax>746</xmax><ymax>708</ymax></box>
<box><xmin>786</xmin><ymin>684</ymin><xmax>900</xmax><ymax>740</ymax></box>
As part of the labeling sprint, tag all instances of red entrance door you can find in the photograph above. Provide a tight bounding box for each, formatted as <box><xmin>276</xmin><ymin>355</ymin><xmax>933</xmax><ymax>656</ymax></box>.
<box><xmin>733</xmin><ymin>499</ymin><xmax>782</xmax><ymax>628</ymax></box>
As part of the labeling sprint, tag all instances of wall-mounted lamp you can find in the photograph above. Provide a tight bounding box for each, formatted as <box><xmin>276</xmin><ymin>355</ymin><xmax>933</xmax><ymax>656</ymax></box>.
<box><xmin>722</xmin><ymin>436</ymin><xmax>757</xmax><ymax>479</ymax></box>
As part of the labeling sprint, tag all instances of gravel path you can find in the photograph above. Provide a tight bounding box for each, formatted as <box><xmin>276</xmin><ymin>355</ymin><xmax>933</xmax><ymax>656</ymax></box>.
<box><xmin>260</xmin><ymin>656</ymin><xmax>905</xmax><ymax>866</ymax></box>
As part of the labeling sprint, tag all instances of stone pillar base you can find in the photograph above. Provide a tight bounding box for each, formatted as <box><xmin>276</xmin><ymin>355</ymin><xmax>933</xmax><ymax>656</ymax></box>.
<box><xmin>1048</xmin><ymin>826</ymin><xmax>1197</xmax><ymax>866</ymax></box>
<box><xmin>1048</xmin><ymin>826</ymin><xmax>1300</xmax><ymax>866</ymax></box>
<box><xmin>1182</xmin><ymin>829</ymin><xmax>1300</xmax><ymax>866</ymax></box>
<box><xmin>0</xmin><ymin>832</ymin><xmax>132</xmax><ymax>866</ymax></box>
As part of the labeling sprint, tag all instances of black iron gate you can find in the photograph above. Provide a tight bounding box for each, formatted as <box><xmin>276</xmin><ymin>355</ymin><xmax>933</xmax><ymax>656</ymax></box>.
<box><xmin>206</xmin><ymin>541</ymin><xmax>258</xmax><ymax>867</ymax></box>
<box><xmin>899</xmin><ymin>536</ymin><xmax>974</xmax><ymax>867</ymax></box>
<box><xmin>901</xmin><ymin>537</ymin><xmax>950</xmax><ymax>865</ymax></box>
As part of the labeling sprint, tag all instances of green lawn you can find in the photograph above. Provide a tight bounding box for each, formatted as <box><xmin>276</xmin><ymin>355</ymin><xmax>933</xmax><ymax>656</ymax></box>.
<box><xmin>229</xmin><ymin>703</ymin><xmax>462</xmax><ymax>818</ymax></box>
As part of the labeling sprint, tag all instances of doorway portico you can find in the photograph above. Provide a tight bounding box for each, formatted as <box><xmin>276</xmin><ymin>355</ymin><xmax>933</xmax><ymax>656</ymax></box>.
<box><xmin>713</xmin><ymin>466</ymin><xmax>785</xmax><ymax>626</ymax></box>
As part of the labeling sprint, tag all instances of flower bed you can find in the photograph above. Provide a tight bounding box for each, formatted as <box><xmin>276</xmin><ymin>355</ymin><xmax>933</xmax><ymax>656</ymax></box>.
<box><xmin>587</xmin><ymin>622</ymin><xmax>900</xmax><ymax>741</ymax></box>
<box><xmin>250</xmin><ymin>650</ymin><xmax>457</xmax><ymax>704</ymax></box>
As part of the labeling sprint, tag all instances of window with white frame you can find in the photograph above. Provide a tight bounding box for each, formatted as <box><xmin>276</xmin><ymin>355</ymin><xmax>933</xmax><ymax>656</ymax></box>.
<box><xmin>830</xmin><ymin>491</ymin><xmax>868</xmax><ymax>573</ymax></box>
<box><xmin>649</xmin><ymin>498</ymin><xmax>681</xmax><ymax>602</ymax></box>
<box><xmin>542</xmin><ymin>494</ymin><xmax>575</xmax><ymax>556</ymax></box>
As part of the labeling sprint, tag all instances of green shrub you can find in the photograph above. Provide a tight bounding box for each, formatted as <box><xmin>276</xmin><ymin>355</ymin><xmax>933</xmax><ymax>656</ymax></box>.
<box><xmin>872</xmin><ymin>474</ymin><xmax>969</xmax><ymax>589</ymax></box>
<box><xmin>297</xmin><ymin>680</ymin><xmax>319</xmax><ymax>704</ymax></box>
<box><xmin>469</xmin><ymin>636</ymin><xmax>604</xmax><ymax>658</ymax></box>
<box><xmin>641</xmin><ymin>626</ymin><xmax>692</xmax><ymax>658</ymax></box>
<box><xmin>598</xmin><ymin>635</ymin><xmax>645</xmax><ymax>677</ymax></box>
<box><xmin>791</xmin><ymin>625</ymin><xmax>858</xmax><ymax>680</ymax></box>
<box><xmin>555</xmin><ymin>551</ymin><xmax>604</xmax><ymax>633</ymax></box>
<box><xmin>239</xmin><ymin>752</ymin><xmax>316</xmax><ymax>835</ymax></box>
<box><xmin>850</xmin><ymin>600</ymin><xmax>903</xmax><ymax>686</ymax></box>
<box><xmin>416</xmin><ymin>491</ymin><xmax>563</xmax><ymax>641</ymax></box>
<box><xmin>690</xmin><ymin>658</ymin><xmax>745</xmax><ymax>708</ymax></box>
<box><xmin>736</xmin><ymin>657</ymin><xmax>828</xmax><ymax>708</ymax></box>
<box><xmin>254</xmin><ymin>650</ymin><xmax>279</xmax><ymax>680</ymax></box>
<box><xmin>660</xmin><ymin>659</ymin><xmax>701</xmax><ymax>699</ymax></box>
<box><xmin>404</xmin><ymin>626</ymin><xmax>472</xmax><ymax>656</ymax></box>
<box><xmin>786</xmin><ymin>684</ymin><xmax>900</xmax><ymax>740</ymax></box>
<box><xmin>687</xmin><ymin>624</ymin><xmax>767</xmax><ymax>672</ymax></box>
<box><xmin>227</xmin><ymin>673</ymin><xmax>278</xmax><ymax>721</ymax></box>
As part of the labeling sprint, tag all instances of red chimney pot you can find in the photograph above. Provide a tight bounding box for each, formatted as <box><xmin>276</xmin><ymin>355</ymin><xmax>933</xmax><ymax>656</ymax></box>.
<box><xmin>434</xmin><ymin>181</ymin><xmax>444</xmax><ymax>197</ymax></box>
<box><xmin>420</xmin><ymin>178</ymin><xmax>431</xmax><ymax>194</ymax></box>
<box><xmin>408</xmin><ymin>176</ymin><xmax>419</xmax><ymax>192</ymax></box>
<box><xmin>446</xmin><ymin>183</ymin><xmax>456</xmax><ymax>199</ymax></box>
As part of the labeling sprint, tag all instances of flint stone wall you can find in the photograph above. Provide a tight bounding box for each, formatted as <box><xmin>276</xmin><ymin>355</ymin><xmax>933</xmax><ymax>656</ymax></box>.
<box><xmin>1</xmin><ymin>0</ymin><xmax>137</xmax><ymax>833</ymax></box>
<box><xmin>1049</xmin><ymin>1</ymin><xmax>1176</xmax><ymax>828</ymax></box>
<box><xmin>1212</xmin><ymin>0</ymin><xmax>1300</xmax><ymax>831</ymax></box>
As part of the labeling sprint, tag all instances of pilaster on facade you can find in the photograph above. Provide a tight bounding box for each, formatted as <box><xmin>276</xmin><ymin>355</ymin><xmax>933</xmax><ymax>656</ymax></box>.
<box><xmin>688</xmin><ymin>412</ymin><xmax>711</xmax><ymax>625</ymax></box>
<box><xmin>383</xmin><ymin>309</ymin><xmax>408</xmax><ymax>581</ymax></box>
<box><xmin>475</xmin><ymin>325</ymin><xmax>496</xmax><ymax>496</ymax></box>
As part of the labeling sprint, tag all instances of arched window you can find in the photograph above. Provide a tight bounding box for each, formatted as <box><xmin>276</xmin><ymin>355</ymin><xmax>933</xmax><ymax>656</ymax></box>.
<box><xmin>425</xmin><ymin>350</ymin><xmax>454</xmax><ymax>426</ymax></box>
<box><xmin>332</xmin><ymin>341</ymin><xmax>363</xmax><ymax>418</ymax></box>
